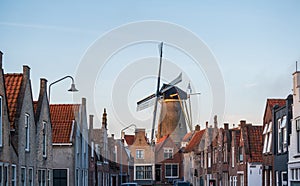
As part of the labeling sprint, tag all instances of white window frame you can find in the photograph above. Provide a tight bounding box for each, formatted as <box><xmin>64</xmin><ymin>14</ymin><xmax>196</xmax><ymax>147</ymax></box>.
<box><xmin>28</xmin><ymin>167</ymin><xmax>33</xmax><ymax>186</ymax></box>
<box><xmin>232</xmin><ymin>147</ymin><xmax>235</xmax><ymax>167</ymax></box>
<box><xmin>42</xmin><ymin>121</ymin><xmax>47</xmax><ymax>157</ymax></box>
<box><xmin>0</xmin><ymin>96</ymin><xmax>2</xmax><ymax>147</ymax></box>
<box><xmin>3</xmin><ymin>164</ymin><xmax>8</xmax><ymax>186</ymax></box>
<box><xmin>164</xmin><ymin>148</ymin><xmax>173</xmax><ymax>159</ymax></box>
<box><xmin>21</xmin><ymin>167</ymin><xmax>26</xmax><ymax>186</ymax></box>
<box><xmin>233</xmin><ymin>176</ymin><xmax>237</xmax><ymax>186</ymax></box>
<box><xmin>135</xmin><ymin>165</ymin><xmax>152</xmax><ymax>180</ymax></box>
<box><xmin>276</xmin><ymin>171</ymin><xmax>279</xmax><ymax>186</ymax></box>
<box><xmin>278</xmin><ymin>119</ymin><xmax>282</xmax><ymax>153</ymax></box>
<box><xmin>281</xmin><ymin>171</ymin><xmax>287</xmax><ymax>186</ymax></box>
<box><xmin>208</xmin><ymin>152</ymin><xmax>211</xmax><ymax>168</ymax></box>
<box><xmin>25</xmin><ymin>114</ymin><xmax>30</xmax><ymax>151</ymax></box>
<box><xmin>136</xmin><ymin>149</ymin><xmax>144</xmax><ymax>159</ymax></box>
<box><xmin>239</xmin><ymin>174</ymin><xmax>244</xmax><ymax>186</ymax></box>
<box><xmin>47</xmin><ymin>169</ymin><xmax>51</xmax><ymax>186</ymax></box>
<box><xmin>91</xmin><ymin>141</ymin><xmax>94</xmax><ymax>158</ymax></box>
<box><xmin>11</xmin><ymin>165</ymin><xmax>16</xmax><ymax>186</ymax></box>
<box><xmin>165</xmin><ymin>163</ymin><xmax>179</xmax><ymax>179</ymax></box>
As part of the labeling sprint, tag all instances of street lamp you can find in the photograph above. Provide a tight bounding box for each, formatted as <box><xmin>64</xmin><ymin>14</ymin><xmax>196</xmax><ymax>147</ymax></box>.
<box><xmin>120</xmin><ymin>124</ymin><xmax>136</xmax><ymax>185</ymax></box>
<box><xmin>48</xmin><ymin>75</ymin><xmax>78</xmax><ymax>102</ymax></box>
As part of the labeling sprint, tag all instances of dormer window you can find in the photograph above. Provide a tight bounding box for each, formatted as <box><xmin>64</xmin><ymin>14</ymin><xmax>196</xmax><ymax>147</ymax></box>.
<box><xmin>164</xmin><ymin>148</ymin><xmax>173</xmax><ymax>159</ymax></box>
<box><xmin>42</xmin><ymin>121</ymin><xmax>47</xmax><ymax>157</ymax></box>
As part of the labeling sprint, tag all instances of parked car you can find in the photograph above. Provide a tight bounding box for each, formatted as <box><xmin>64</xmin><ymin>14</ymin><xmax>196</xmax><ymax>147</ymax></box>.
<box><xmin>174</xmin><ymin>181</ymin><xmax>190</xmax><ymax>186</ymax></box>
<box><xmin>121</xmin><ymin>183</ymin><xmax>139</xmax><ymax>186</ymax></box>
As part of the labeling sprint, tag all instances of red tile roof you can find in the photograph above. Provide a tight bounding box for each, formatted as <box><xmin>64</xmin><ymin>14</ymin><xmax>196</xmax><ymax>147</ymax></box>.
<box><xmin>267</xmin><ymin>99</ymin><xmax>286</xmax><ymax>108</ymax></box>
<box><xmin>156</xmin><ymin>134</ymin><xmax>169</xmax><ymax>144</ymax></box>
<box><xmin>50</xmin><ymin>104</ymin><xmax>80</xmax><ymax>143</ymax></box>
<box><xmin>4</xmin><ymin>73</ymin><xmax>23</xmax><ymax>129</ymax></box>
<box><xmin>248</xmin><ymin>125</ymin><xmax>263</xmax><ymax>162</ymax></box>
<box><xmin>182</xmin><ymin>131</ymin><xmax>193</xmax><ymax>142</ymax></box>
<box><xmin>185</xmin><ymin>129</ymin><xmax>205</xmax><ymax>152</ymax></box>
<box><xmin>124</xmin><ymin>135</ymin><xmax>135</xmax><ymax>146</ymax></box>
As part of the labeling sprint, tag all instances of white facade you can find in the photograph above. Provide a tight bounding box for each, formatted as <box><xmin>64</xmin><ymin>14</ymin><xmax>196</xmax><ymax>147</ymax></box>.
<box><xmin>247</xmin><ymin>163</ymin><xmax>262</xmax><ymax>186</ymax></box>
<box><xmin>288</xmin><ymin>71</ymin><xmax>300</xmax><ymax>186</ymax></box>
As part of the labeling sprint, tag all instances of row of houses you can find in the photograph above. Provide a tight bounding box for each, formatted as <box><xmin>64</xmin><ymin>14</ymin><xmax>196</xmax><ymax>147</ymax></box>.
<box><xmin>0</xmin><ymin>51</ymin><xmax>135</xmax><ymax>186</ymax></box>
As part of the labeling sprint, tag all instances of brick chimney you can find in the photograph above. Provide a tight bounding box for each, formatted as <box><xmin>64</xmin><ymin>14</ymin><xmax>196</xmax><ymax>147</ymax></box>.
<box><xmin>240</xmin><ymin>120</ymin><xmax>246</xmax><ymax>128</ymax></box>
<box><xmin>224</xmin><ymin>123</ymin><xmax>229</xmax><ymax>130</ymax></box>
<box><xmin>214</xmin><ymin>115</ymin><xmax>218</xmax><ymax>128</ymax></box>
<box><xmin>102</xmin><ymin>108</ymin><xmax>107</xmax><ymax>129</ymax></box>
<box><xmin>23</xmin><ymin>65</ymin><xmax>30</xmax><ymax>79</ymax></box>
<box><xmin>205</xmin><ymin>121</ymin><xmax>208</xmax><ymax>128</ymax></box>
<box><xmin>195</xmin><ymin>124</ymin><xmax>200</xmax><ymax>131</ymax></box>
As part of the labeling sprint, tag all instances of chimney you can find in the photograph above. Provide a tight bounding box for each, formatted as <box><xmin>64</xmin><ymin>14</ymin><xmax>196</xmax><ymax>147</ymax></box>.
<box><xmin>111</xmin><ymin>134</ymin><xmax>114</xmax><ymax>139</ymax></box>
<box><xmin>0</xmin><ymin>51</ymin><xmax>3</xmax><ymax>69</ymax></box>
<box><xmin>102</xmin><ymin>108</ymin><xmax>107</xmax><ymax>129</ymax></box>
<box><xmin>39</xmin><ymin>78</ymin><xmax>48</xmax><ymax>98</ymax></box>
<box><xmin>82</xmin><ymin>97</ymin><xmax>86</xmax><ymax>106</ymax></box>
<box><xmin>195</xmin><ymin>124</ymin><xmax>200</xmax><ymax>131</ymax></box>
<box><xmin>240</xmin><ymin>120</ymin><xmax>246</xmax><ymax>128</ymax></box>
<box><xmin>206</xmin><ymin>121</ymin><xmax>208</xmax><ymax>128</ymax></box>
<box><xmin>89</xmin><ymin>115</ymin><xmax>94</xmax><ymax>130</ymax></box>
<box><xmin>214</xmin><ymin>115</ymin><xmax>218</xmax><ymax>128</ymax></box>
<box><xmin>224</xmin><ymin>123</ymin><xmax>229</xmax><ymax>130</ymax></box>
<box><xmin>23</xmin><ymin>65</ymin><xmax>30</xmax><ymax>79</ymax></box>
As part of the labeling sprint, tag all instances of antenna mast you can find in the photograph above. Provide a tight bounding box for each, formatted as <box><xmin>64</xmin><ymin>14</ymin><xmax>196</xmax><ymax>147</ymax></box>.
<box><xmin>151</xmin><ymin>42</ymin><xmax>163</xmax><ymax>144</ymax></box>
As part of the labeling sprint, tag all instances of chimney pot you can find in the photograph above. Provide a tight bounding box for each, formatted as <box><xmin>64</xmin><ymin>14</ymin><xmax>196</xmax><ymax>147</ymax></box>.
<box><xmin>224</xmin><ymin>123</ymin><xmax>229</xmax><ymax>130</ymax></box>
<box><xmin>23</xmin><ymin>65</ymin><xmax>30</xmax><ymax>79</ymax></box>
<box><xmin>195</xmin><ymin>124</ymin><xmax>200</xmax><ymax>131</ymax></box>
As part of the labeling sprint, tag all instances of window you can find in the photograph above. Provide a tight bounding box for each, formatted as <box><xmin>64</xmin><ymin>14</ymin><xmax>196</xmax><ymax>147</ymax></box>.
<box><xmin>270</xmin><ymin>170</ymin><xmax>272</xmax><ymax>186</ymax></box>
<box><xmin>25</xmin><ymin>114</ymin><xmax>30</xmax><ymax>151</ymax></box>
<box><xmin>278</xmin><ymin>119</ymin><xmax>282</xmax><ymax>153</ymax></box>
<box><xmin>0</xmin><ymin>96</ymin><xmax>2</xmax><ymax>147</ymax></box>
<box><xmin>239</xmin><ymin>174</ymin><xmax>244</xmax><ymax>186</ymax></box>
<box><xmin>263</xmin><ymin>123</ymin><xmax>268</xmax><ymax>153</ymax></box>
<box><xmin>239</xmin><ymin>147</ymin><xmax>243</xmax><ymax>162</ymax></box>
<box><xmin>223</xmin><ymin>144</ymin><xmax>228</xmax><ymax>163</ymax></box>
<box><xmin>297</xmin><ymin>119</ymin><xmax>300</xmax><ymax>153</ymax></box>
<box><xmin>229</xmin><ymin>176</ymin><xmax>232</xmax><ymax>186</ymax></box>
<box><xmin>29</xmin><ymin>167</ymin><xmax>33</xmax><ymax>186</ymax></box>
<box><xmin>200</xmin><ymin>152</ymin><xmax>204</xmax><ymax>167</ymax></box>
<box><xmin>42</xmin><ymin>121</ymin><xmax>47</xmax><ymax>157</ymax></box>
<box><xmin>282</xmin><ymin>116</ymin><xmax>287</xmax><ymax>152</ymax></box>
<box><xmin>3</xmin><ymin>164</ymin><xmax>8</xmax><ymax>186</ymax></box>
<box><xmin>276</xmin><ymin>171</ymin><xmax>279</xmax><ymax>186</ymax></box>
<box><xmin>136</xmin><ymin>149</ymin><xmax>144</xmax><ymax>159</ymax></box>
<box><xmin>233</xmin><ymin>176</ymin><xmax>237</xmax><ymax>186</ymax></box>
<box><xmin>113</xmin><ymin>145</ymin><xmax>117</xmax><ymax>162</ymax></box>
<box><xmin>136</xmin><ymin>166</ymin><xmax>152</xmax><ymax>180</ymax></box>
<box><xmin>0</xmin><ymin>164</ymin><xmax>3</xmax><ymax>185</ymax></box>
<box><xmin>11</xmin><ymin>165</ymin><xmax>16</xmax><ymax>186</ymax></box>
<box><xmin>91</xmin><ymin>141</ymin><xmax>94</xmax><ymax>158</ymax></box>
<box><xmin>223</xmin><ymin>172</ymin><xmax>228</xmax><ymax>186</ymax></box>
<box><xmin>264</xmin><ymin>170</ymin><xmax>268</xmax><ymax>186</ymax></box>
<box><xmin>213</xmin><ymin>148</ymin><xmax>218</xmax><ymax>164</ymax></box>
<box><xmin>53</xmin><ymin>169</ymin><xmax>68</xmax><ymax>186</ymax></box>
<box><xmin>21</xmin><ymin>167</ymin><xmax>26</xmax><ymax>186</ymax></box>
<box><xmin>164</xmin><ymin>148</ymin><xmax>173</xmax><ymax>159</ymax></box>
<box><xmin>47</xmin><ymin>170</ymin><xmax>51</xmax><ymax>186</ymax></box>
<box><xmin>207</xmin><ymin>152</ymin><xmax>211</xmax><ymax>168</ymax></box>
<box><xmin>282</xmin><ymin>171</ymin><xmax>287</xmax><ymax>186</ymax></box>
<box><xmin>165</xmin><ymin>164</ymin><xmax>179</xmax><ymax>178</ymax></box>
<box><xmin>38</xmin><ymin>169</ymin><xmax>46</xmax><ymax>186</ymax></box>
<box><xmin>232</xmin><ymin>147</ymin><xmax>235</xmax><ymax>167</ymax></box>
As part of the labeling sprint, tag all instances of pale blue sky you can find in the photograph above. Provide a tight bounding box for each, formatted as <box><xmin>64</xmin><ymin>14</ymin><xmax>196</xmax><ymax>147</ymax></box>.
<box><xmin>1</xmin><ymin>1</ymin><xmax>300</xmax><ymax>135</ymax></box>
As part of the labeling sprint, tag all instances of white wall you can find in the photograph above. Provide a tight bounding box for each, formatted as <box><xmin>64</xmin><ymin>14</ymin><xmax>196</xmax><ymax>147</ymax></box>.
<box><xmin>247</xmin><ymin>163</ymin><xmax>262</xmax><ymax>186</ymax></box>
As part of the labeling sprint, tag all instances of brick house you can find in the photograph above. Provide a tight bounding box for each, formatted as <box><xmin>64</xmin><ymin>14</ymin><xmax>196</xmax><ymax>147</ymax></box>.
<box><xmin>288</xmin><ymin>71</ymin><xmax>300</xmax><ymax>185</ymax></box>
<box><xmin>183</xmin><ymin>125</ymin><xmax>205</xmax><ymax>185</ymax></box>
<box><xmin>229</xmin><ymin>121</ymin><xmax>263</xmax><ymax>186</ymax></box>
<box><xmin>88</xmin><ymin>109</ymin><xmax>116</xmax><ymax>186</ymax></box>
<box><xmin>34</xmin><ymin>78</ymin><xmax>53</xmax><ymax>186</ymax></box>
<box><xmin>128</xmin><ymin>128</ymin><xmax>154</xmax><ymax>185</ymax></box>
<box><xmin>273</xmin><ymin>95</ymin><xmax>293</xmax><ymax>186</ymax></box>
<box><xmin>262</xmin><ymin>98</ymin><xmax>286</xmax><ymax>186</ymax></box>
<box><xmin>5</xmin><ymin>66</ymin><xmax>38</xmax><ymax>186</ymax></box>
<box><xmin>155</xmin><ymin>134</ymin><xmax>184</xmax><ymax>185</ymax></box>
<box><xmin>50</xmin><ymin>103</ymin><xmax>80</xmax><ymax>186</ymax></box>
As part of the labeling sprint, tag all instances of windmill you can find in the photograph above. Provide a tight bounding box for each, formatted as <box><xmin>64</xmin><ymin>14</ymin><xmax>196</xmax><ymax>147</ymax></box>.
<box><xmin>136</xmin><ymin>42</ymin><xmax>191</xmax><ymax>145</ymax></box>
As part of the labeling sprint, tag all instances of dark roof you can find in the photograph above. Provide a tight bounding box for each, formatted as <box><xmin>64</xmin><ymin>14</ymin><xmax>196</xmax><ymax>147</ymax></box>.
<box><xmin>50</xmin><ymin>104</ymin><xmax>80</xmax><ymax>143</ymax></box>
<box><xmin>160</xmin><ymin>84</ymin><xmax>187</xmax><ymax>100</ymax></box>
<box><xmin>124</xmin><ymin>135</ymin><xmax>135</xmax><ymax>146</ymax></box>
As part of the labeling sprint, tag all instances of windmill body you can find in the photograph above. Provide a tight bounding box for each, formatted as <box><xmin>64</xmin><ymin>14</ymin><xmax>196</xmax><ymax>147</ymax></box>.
<box><xmin>157</xmin><ymin>84</ymin><xmax>188</xmax><ymax>146</ymax></box>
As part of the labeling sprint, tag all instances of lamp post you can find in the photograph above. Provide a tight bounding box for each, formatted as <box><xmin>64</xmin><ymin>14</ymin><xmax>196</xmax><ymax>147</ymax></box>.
<box><xmin>48</xmin><ymin>75</ymin><xmax>78</xmax><ymax>102</ymax></box>
<box><xmin>120</xmin><ymin>124</ymin><xmax>136</xmax><ymax>185</ymax></box>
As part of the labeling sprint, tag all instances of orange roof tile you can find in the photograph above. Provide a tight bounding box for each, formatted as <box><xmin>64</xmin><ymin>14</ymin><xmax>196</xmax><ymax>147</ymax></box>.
<box><xmin>185</xmin><ymin>129</ymin><xmax>205</xmax><ymax>152</ymax></box>
<box><xmin>182</xmin><ymin>131</ymin><xmax>193</xmax><ymax>142</ymax></box>
<box><xmin>267</xmin><ymin>99</ymin><xmax>286</xmax><ymax>108</ymax></box>
<box><xmin>156</xmin><ymin>134</ymin><xmax>169</xmax><ymax>144</ymax></box>
<box><xmin>248</xmin><ymin>125</ymin><xmax>263</xmax><ymax>162</ymax></box>
<box><xmin>4</xmin><ymin>73</ymin><xmax>23</xmax><ymax>128</ymax></box>
<box><xmin>50</xmin><ymin>104</ymin><xmax>80</xmax><ymax>143</ymax></box>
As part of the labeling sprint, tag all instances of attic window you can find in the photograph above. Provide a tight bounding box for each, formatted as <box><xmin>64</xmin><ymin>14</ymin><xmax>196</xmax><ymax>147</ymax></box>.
<box><xmin>267</xmin><ymin>122</ymin><xmax>272</xmax><ymax>132</ymax></box>
<box><xmin>263</xmin><ymin>124</ymin><xmax>268</xmax><ymax>135</ymax></box>
<box><xmin>281</xmin><ymin>116</ymin><xmax>287</xmax><ymax>128</ymax></box>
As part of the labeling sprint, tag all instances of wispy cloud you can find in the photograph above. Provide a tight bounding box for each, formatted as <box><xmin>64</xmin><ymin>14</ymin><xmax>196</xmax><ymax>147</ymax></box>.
<box><xmin>0</xmin><ymin>21</ymin><xmax>99</xmax><ymax>35</ymax></box>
